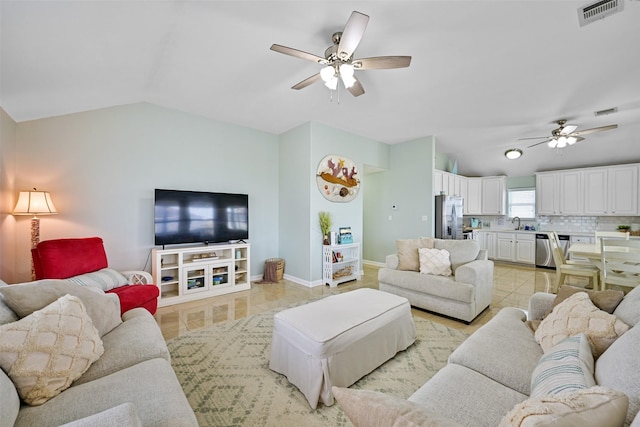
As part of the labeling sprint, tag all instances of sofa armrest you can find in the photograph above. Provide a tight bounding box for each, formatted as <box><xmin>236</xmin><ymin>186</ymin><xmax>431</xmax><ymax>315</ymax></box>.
<box><xmin>527</xmin><ymin>292</ymin><xmax>556</xmax><ymax>321</ymax></box>
<box><xmin>120</xmin><ymin>270</ymin><xmax>153</xmax><ymax>285</ymax></box>
<box><xmin>476</xmin><ymin>249</ymin><xmax>488</xmax><ymax>261</ymax></box>
<box><xmin>385</xmin><ymin>254</ymin><xmax>400</xmax><ymax>270</ymax></box>
<box><xmin>454</xmin><ymin>260</ymin><xmax>493</xmax><ymax>286</ymax></box>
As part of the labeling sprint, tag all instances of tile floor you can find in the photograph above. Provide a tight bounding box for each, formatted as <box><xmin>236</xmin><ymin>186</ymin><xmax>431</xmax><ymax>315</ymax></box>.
<box><xmin>155</xmin><ymin>262</ymin><xmax>583</xmax><ymax>340</ymax></box>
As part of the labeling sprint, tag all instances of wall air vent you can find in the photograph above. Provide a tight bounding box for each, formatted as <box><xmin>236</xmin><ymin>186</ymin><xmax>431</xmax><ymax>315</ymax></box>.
<box><xmin>578</xmin><ymin>0</ymin><xmax>624</xmax><ymax>27</ymax></box>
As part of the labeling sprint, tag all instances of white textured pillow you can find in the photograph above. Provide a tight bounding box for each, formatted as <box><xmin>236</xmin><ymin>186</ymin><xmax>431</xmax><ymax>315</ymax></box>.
<box><xmin>530</xmin><ymin>333</ymin><xmax>595</xmax><ymax>398</ymax></box>
<box><xmin>535</xmin><ymin>292</ymin><xmax>629</xmax><ymax>357</ymax></box>
<box><xmin>66</xmin><ymin>268</ymin><xmax>128</xmax><ymax>291</ymax></box>
<box><xmin>419</xmin><ymin>248</ymin><xmax>452</xmax><ymax>276</ymax></box>
<box><xmin>499</xmin><ymin>386</ymin><xmax>628</xmax><ymax>427</ymax></box>
<box><xmin>0</xmin><ymin>294</ymin><xmax>104</xmax><ymax>405</ymax></box>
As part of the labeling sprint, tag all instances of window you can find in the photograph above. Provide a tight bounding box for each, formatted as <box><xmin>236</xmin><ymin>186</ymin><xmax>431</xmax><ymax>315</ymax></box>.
<box><xmin>508</xmin><ymin>188</ymin><xmax>536</xmax><ymax>218</ymax></box>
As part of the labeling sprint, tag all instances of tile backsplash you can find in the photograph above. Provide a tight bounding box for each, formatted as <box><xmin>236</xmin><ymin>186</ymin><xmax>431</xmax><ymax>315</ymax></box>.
<box><xmin>466</xmin><ymin>215</ymin><xmax>640</xmax><ymax>233</ymax></box>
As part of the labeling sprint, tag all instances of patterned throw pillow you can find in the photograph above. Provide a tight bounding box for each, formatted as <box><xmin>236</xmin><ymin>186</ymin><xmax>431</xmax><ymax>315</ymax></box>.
<box><xmin>419</xmin><ymin>248</ymin><xmax>452</xmax><ymax>276</ymax></box>
<box><xmin>530</xmin><ymin>334</ymin><xmax>595</xmax><ymax>398</ymax></box>
<box><xmin>0</xmin><ymin>295</ymin><xmax>104</xmax><ymax>405</ymax></box>
<box><xmin>535</xmin><ymin>292</ymin><xmax>629</xmax><ymax>358</ymax></box>
<box><xmin>499</xmin><ymin>386</ymin><xmax>628</xmax><ymax>427</ymax></box>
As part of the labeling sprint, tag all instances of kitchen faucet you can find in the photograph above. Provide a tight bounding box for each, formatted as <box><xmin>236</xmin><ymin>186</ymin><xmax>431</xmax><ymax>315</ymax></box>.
<box><xmin>512</xmin><ymin>216</ymin><xmax>521</xmax><ymax>230</ymax></box>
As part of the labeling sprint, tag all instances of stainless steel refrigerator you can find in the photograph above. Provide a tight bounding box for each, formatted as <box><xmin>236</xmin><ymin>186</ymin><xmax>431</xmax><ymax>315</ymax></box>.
<box><xmin>435</xmin><ymin>195</ymin><xmax>464</xmax><ymax>240</ymax></box>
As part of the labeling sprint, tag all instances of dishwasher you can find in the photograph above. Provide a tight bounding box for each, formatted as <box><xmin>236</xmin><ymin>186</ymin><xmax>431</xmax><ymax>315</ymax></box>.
<box><xmin>535</xmin><ymin>233</ymin><xmax>570</xmax><ymax>268</ymax></box>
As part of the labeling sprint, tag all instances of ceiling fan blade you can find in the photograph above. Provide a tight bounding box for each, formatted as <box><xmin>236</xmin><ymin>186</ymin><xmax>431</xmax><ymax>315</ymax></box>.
<box><xmin>560</xmin><ymin>124</ymin><xmax>578</xmax><ymax>134</ymax></box>
<box><xmin>528</xmin><ymin>138</ymin><xmax>552</xmax><ymax>148</ymax></box>
<box><xmin>337</xmin><ymin>11</ymin><xmax>369</xmax><ymax>60</ymax></box>
<box><xmin>353</xmin><ymin>56</ymin><xmax>412</xmax><ymax>70</ymax></box>
<box><xmin>518</xmin><ymin>136</ymin><xmax>549</xmax><ymax>141</ymax></box>
<box><xmin>571</xmin><ymin>124</ymin><xmax>618</xmax><ymax>137</ymax></box>
<box><xmin>347</xmin><ymin>77</ymin><xmax>365</xmax><ymax>97</ymax></box>
<box><xmin>270</xmin><ymin>44</ymin><xmax>327</xmax><ymax>64</ymax></box>
<box><xmin>292</xmin><ymin>73</ymin><xmax>322</xmax><ymax>90</ymax></box>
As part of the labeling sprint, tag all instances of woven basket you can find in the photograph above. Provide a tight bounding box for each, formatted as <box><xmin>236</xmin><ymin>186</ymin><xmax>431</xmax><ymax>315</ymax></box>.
<box><xmin>265</xmin><ymin>258</ymin><xmax>285</xmax><ymax>281</ymax></box>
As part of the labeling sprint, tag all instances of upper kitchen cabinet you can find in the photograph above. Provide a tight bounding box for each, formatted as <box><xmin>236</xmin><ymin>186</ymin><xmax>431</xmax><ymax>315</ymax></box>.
<box><xmin>433</xmin><ymin>170</ymin><xmax>443</xmax><ymax>196</ymax></box>
<box><xmin>536</xmin><ymin>170</ymin><xmax>582</xmax><ymax>215</ymax></box>
<box><xmin>466</xmin><ymin>178</ymin><xmax>482</xmax><ymax>215</ymax></box>
<box><xmin>583</xmin><ymin>165</ymin><xmax>638</xmax><ymax>216</ymax></box>
<box><xmin>433</xmin><ymin>170</ymin><xmax>466</xmax><ymax>197</ymax></box>
<box><xmin>481</xmin><ymin>176</ymin><xmax>506</xmax><ymax>215</ymax></box>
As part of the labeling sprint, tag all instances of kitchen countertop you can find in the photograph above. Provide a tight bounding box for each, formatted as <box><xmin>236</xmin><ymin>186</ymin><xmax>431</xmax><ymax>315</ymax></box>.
<box><xmin>471</xmin><ymin>229</ymin><xmax>639</xmax><ymax>238</ymax></box>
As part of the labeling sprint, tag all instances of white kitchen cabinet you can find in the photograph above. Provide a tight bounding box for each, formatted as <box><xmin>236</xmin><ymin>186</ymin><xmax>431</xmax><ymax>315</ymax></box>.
<box><xmin>433</xmin><ymin>170</ymin><xmax>443</xmax><ymax>196</ymax></box>
<box><xmin>466</xmin><ymin>178</ymin><xmax>483</xmax><ymax>215</ymax></box>
<box><xmin>460</xmin><ymin>178</ymin><xmax>469</xmax><ymax>212</ymax></box>
<box><xmin>515</xmin><ymin>233</ymin><xmax>535</xmax><ymax>264</ymax></box>
<box><xmin>536</xmin><ymin>170</ymin><xmax>582</xmax><ymax>215</ymax></box>
<box><xmin>496</xmin><ymin>232</ymin><xmax>515</xmax><ymax>261</ymax></box>
<box><xmin>583</xmin><ymin>165</ymin><xmax>638</xmax><ymax>215</ymax></box>
<box><xmin>476</xmin><ymin>231</ymin><xmax>496</xmax><ymax>260</ymax></box>
<box><xmin>481</xmin><ymin>176</ymin><xmax>506</xmax><ymax>215</ymax></box>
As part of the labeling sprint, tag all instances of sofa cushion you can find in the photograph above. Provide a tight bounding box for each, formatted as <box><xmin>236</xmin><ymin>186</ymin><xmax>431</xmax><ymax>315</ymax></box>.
<box><xmin>409</xmin><ymin>363</ymin><xmax>528</xmax><ymax>427</ymax></box>
<box><xmin>595</xmin><ymin>324</ymin><xmax>640</xmax><ymax>426</ymax></box>
<box><xmin>530</xmin><ymin>334</ymin><xmax>595</xmax><ymax>398</ymax></box>
<box><xmin>448</xmin><ymin>307</ymin><xmax>542</xmax><ymax>396</ymax></box>
<box><xmin>419</xmin><ymin>248</ymin><xmax>452</xmax><ymax>276</ymax></box>
<box><xmin>434</xmin><ymin>239</ymin><xmax>480</xmax><ymax>273</ymax></box>
<box><xmin>396</xmin><ymin>238</ymin><xmax>434</xmax><ymax>271</ymax></box>
<box><xmin>378</xmin><ymin>268</ymin><xmax>474</xmax><ymax>304</ymax></box>
<box><xmin>73</xmin><ymin>308</ymin><xmax>170</xmax><ymax>386</ymax></box>
<box><xmin>535</xmin><ymin>292</ymin><xmax>629</xmax><ymax>357</ymax></box>
<box><xmin>58</xmin><ymin>403</ymin><xmax>142</xmax><ymax>427</ymax></box>
<box><xmin>1</xmin><ymin>368</ymin><xmax>20</xmax><ymax>427</ymax></box>
<box><xmin>332</xmin><ymin>386</ymin><xmax>463</xmax><ymax>427</ymax></box>
<box><xmin>0</xmin><ymin>279</ymin><xmax>122</xmax><ymax>336</ymax></box>
<box><xmin>0</xmin><ymin>295</ymin><xmax>104</xmax><ymax>406</ymax></box>
<box><xmin>66</xmin><ymin>268</ymin><xmax>128</xmax><ymax>292</ymax></box>
<box><xmin>13</xmin><ymin>358</ymin><xmax>198</xmax><ymax>427</ymax></box>
<box><xmin>613</xmin><ymin>285</ymin><xmax>640</xmax><ymax>327</ymax></box>
<box><xmin>499</xmin><ymin>386</ymin><xmax>628</xmax><ymax>427</ymax></box>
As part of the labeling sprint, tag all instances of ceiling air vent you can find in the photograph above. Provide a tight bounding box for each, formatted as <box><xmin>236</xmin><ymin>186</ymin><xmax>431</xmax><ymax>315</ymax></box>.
<box><xmin>578</xmin><ymin>0</ymin><xmax>624</xmax><ymax>26</ymax></box>
<box><xmin>594</xmin><ymin>107</ymin><xmax>618</xmax><ymax>116</ymax></box>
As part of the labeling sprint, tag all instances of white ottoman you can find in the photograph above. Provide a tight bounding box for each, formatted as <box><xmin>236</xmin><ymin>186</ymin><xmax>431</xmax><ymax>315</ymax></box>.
<box><xmin>269</xmin><ymin>288</ymin><xmax>416</xmax><ymax>408</ymax></box>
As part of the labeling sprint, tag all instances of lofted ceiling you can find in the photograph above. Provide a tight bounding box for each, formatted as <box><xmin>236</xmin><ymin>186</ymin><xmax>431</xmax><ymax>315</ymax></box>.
<box><xmin>1</xmin><ymin>1</ymin><xmax>640</xmax><ymax>177</ymax></box>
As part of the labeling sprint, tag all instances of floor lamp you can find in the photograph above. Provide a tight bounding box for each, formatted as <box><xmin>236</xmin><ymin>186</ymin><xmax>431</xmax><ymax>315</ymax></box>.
<box><xmin>13</xmin><ymin>189</ymin><xmax>58</xmax><ymax>279</ymax></box>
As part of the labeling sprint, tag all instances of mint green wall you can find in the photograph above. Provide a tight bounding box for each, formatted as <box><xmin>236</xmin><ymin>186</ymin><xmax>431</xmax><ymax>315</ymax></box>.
<box><xmin>364</xmin><ymin>136</ymin><xmax>436</xmax><ymax>263</ymax></box>
<box><xmin>278</xmin><ymin>123</ymin><xmax>312</xmax><ymax>282</ymax></box>
<box><xmin>434</xmin><ymin>151</ymin><xmax>449</xmax><ymax>171</ymax></box>
<box><xmin>9</xmin><ymin>103</ymin><xmax>279</xmax><ymax>282</ymax></box>
<box><xmin>0</xmin><ymin>107</ymin><xmax>18</xmax><ymax>282</ymax></box>
<box><xmin>507</xmin><ymin>175</ymin><xmax>536</xmax><ymax>188</ymax></box>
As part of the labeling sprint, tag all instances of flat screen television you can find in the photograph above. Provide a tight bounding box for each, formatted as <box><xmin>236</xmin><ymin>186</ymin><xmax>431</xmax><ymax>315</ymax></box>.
<box><xmin>154</xmin><ymin>189</ymin><xmax>249</xmax><ymax>246</ymax></box>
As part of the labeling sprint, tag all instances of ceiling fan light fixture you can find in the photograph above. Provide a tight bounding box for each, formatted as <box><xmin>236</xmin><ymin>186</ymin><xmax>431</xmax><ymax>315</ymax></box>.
<box><xmin>339</xmin><ymin>63</ymin><xmax>356</xmax><ymax>88</ymax></box>
<box><xmin>567</xmin><ymin>136</ymin><xmax>578</xmax><ymax>145</ymax></box>
<box><xmin>548</xmin><ymin>139</ymin><xmax>558</xmax><ymax>148</ymax></box>
<box><xmin>505</xmin><ymin>149</ymin><xmax>523</xmax><ymax>160</ymax></box>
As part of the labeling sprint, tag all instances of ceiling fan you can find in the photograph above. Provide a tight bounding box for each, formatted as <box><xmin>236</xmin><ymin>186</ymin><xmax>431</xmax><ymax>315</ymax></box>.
<box><xmin>270</xmin><ymin>11</ymin><xmax>411</xmax><ymax>97</ymax></box>
<box><xmin>520</xmin><ymin>119</ymin><xmax>618</xmax><ymax>149</ymax></box>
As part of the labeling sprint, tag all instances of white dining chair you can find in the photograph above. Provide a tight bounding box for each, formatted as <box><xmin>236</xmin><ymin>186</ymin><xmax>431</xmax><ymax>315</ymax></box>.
<box><xmin>595</xmin><ymin>230</ymin><xmax>630</xmax><ymax>242</ymax></box>
<box><xmin>600</xmin><ymin>239</ymin><xmax>640</xmax><ymax>292</ymax></box>
<box><xmin>550</xmin><ymin>232</ymin><xmax>599</xmax><ymax>292</ymax></box>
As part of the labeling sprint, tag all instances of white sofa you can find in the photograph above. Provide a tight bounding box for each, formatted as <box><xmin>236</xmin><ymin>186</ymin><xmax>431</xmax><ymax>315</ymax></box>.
<box><xmin>333</xmin><ymin>286</ymin><xmax>640</xmax><ymax>427</ymax></box>
<box><xmin>378</xmin><ymin>238</ymin><xmax>493</xmax><ymax>323</ymax></box>
<box><xmin>0</xmin><ymin>279</ymin><xmax>197</xmax><ymax>427</ymax></box>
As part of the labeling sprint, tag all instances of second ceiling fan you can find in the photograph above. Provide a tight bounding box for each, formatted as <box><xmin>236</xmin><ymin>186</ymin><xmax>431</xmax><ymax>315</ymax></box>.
<box><xmin>270</xmin><ymin>11</ymin><xmax>411</xmax><ymax>97</ymax></box>
<box><xmin>521</xmin><ymin>119</ymin><xmax>618</xmax><ymax>149</ymax></box>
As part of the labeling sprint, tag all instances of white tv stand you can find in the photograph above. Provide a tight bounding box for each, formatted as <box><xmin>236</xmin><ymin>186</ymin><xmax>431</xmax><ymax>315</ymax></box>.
<box><xmin>152</xmin><ymin>242</ymin><xmax>250</xmax><ymax>307</ymax></box>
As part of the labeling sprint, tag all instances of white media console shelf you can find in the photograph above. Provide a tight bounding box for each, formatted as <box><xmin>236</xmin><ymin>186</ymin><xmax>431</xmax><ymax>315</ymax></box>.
<box><xmin>322</xmin><ymin>242</ymin><xmax>361</xmax><ymax>287</ymax></box>
<box><xmin>152</xmin><ymin>242</ymin><xmax>250</xmax><ymax>307</ymax></box>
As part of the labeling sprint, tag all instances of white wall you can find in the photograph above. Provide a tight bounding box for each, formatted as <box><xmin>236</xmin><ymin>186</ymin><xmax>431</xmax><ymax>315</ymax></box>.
<box><xmin>0</xmin><ymin>108</ymin><xmax>18</xmax><ymax>282</ymax></box>
<box><xmin>9</xmin><ymin>103</ymin><xmax>279</xmax><ymax>282</ymax></box>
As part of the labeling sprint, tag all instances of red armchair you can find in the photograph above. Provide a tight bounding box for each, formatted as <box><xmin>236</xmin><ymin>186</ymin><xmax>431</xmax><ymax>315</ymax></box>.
<box><xmin>31</xmin><ymin>237</ymin><xmax>159</xmax><ymax>315</ymax></box>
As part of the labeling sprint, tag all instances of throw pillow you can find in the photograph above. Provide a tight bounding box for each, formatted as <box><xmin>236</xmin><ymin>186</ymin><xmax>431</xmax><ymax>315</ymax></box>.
<box><xmin>530</xmin><ymin>334</ymin><xmax>595</xmax><ymax>398</ymax></box>
<box><xmin>0</xmin><ymin>279</ymin><xmax>122</xmax><ymax>337</ymax></box>
<box><xmin>535</xmin><ymin>292</ymin><xmax>629</xmax><ymax>358</ymax></box>
<box><xmin>66</xmin><ymin>268</ymin><xmax>128</xmax><ymax>292</ymax></box>
<box><xmin>0</xmin><ymin>295</ymin><xmax>104</xmax><ymax>405</ymax></box>
<box><xmin>499</xmin><ymin>386</ymin><xmax>628</xmax><ymax>427</ymax></box>
<box><xmin>332</xmin><ymin>386</ymin><xmax>463</xmax><ymax>427</ymax></box>
<box><xmin>419</xmin><ymin>248</ymin><xmax>452</xmax><ymax>276</ymax></box>
<box><xmin>396</xmin><ymin>238</ymin><xmax>435</xmax><ymax>271</ymax></box>
<box><xmin>551</xmin><ymin>285</ymin><xmax>625</xmax><ymax>314</ymax></box>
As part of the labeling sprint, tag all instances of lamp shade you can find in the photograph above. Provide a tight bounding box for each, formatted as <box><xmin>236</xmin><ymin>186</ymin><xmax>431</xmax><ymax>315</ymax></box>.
<box><xmin>13</xmin><ymin>190</ymin><xmax>58</xmax><ymax>215</ymax></box>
